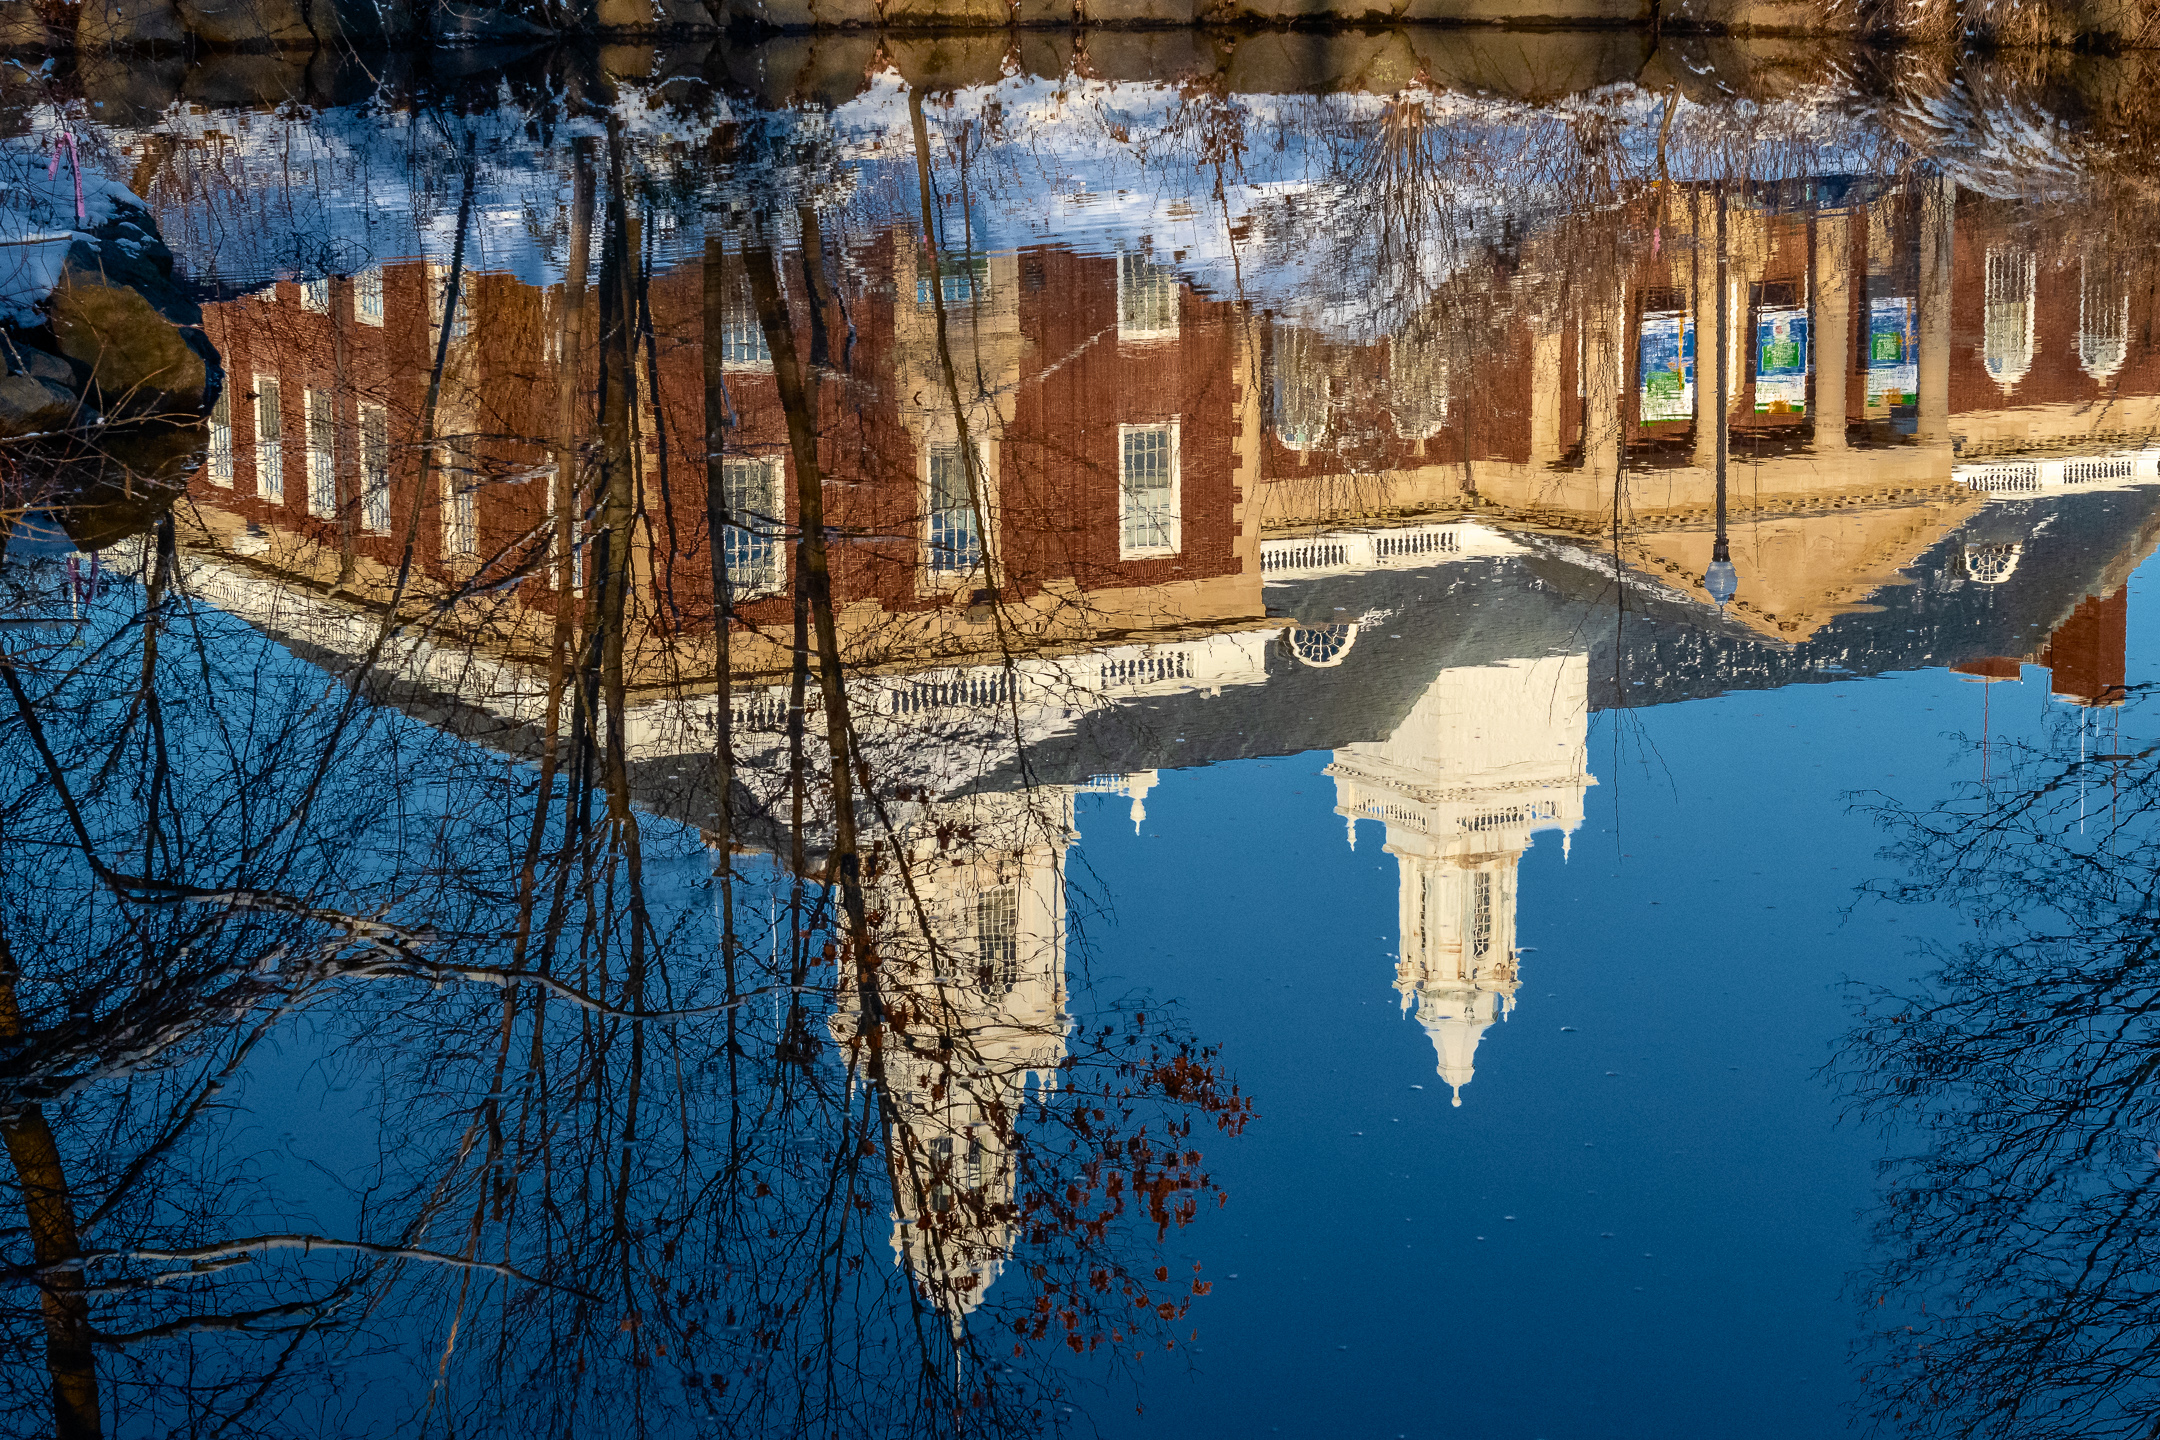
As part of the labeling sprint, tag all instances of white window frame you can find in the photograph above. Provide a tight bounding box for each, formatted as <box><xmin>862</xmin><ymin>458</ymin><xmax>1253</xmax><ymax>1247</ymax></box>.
<box><xmin>976</xmin><ymin>885</ymin><xmax>1019</xmax><ymax>994</ymax></box>
<box><xmin>355</xmin><ymin>267</ymin><xmax>384</xmax><ymax>328</ymax></box>
<box><xmin>207</xmin><ymin>388</ymin><xmax>232</xmax><ymax>488</ymax></box>
<box><xmin>719</xmin><ymin>455</ymin><xmax>786</xmax><ymax>600</ymax></box>
<box><xmin>922</xmin><ymin>439</ymin><xmax>990</xmax><ymax>587</ymax></box>
<box><xmin>1117</xmin><ymin>419</ymin><xmax>1180</xmax><ymax>559</ymax></box>
<box><xmin>443</xmin><ymin>466</ymin><xmax>476</xmax><ymax>559</ymax></box>
<box><xmin>1117</xmin><ymin>252</ymin><xmax>1179</xmax><ymax>343</ymax></box>
<box><xmin>304</xmin><ymin>388</ymin><xmax>335</xmax><ymax>519</ymax></box>
<box><xmin>299</xmin><ymin>277</ymin><xmax>330</xmax><ymax>314</ymax></box>
<box><xmin>721</xmin><ymin>290</ymin><xmax>770</xmax><ymax>373</ymax></box>
<box><xmin>253</xmin><ymin>375</ymin><xmax>282</xmax><ymax>504</ymax></box>
<box><xmin>360</xmin><ymin>402</ymin><xmax>390</xmax><ymax>533</ymax></box>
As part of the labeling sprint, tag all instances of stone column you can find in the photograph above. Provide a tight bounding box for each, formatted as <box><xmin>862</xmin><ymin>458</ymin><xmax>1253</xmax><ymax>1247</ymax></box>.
<box><xmin>1529</xmin><ymin>322</ymin><xmax>1564</xmax><ymax>467</ymax></box>
<box><xmin>1917</xmin><ymin>176</ymin><xmax>1955</xmax><ymax>445</ymax></box>
<box><xmin>1583</xmin><ymin>294</ymin><xmax>1625</xmax><ymax>483</ymax></box>
<box><xmin>1691</xmin><ymin>190</ymin><xmax>1720</xmax><ymax>469</ymax></box>
<box><xmin>1812</xmin><ymin>209</ymin><xmax>1851</xmax><ymax>454</ymax></box>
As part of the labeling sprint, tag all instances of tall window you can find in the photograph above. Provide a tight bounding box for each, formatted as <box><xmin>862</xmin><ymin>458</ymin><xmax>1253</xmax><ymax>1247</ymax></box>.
<box><xmin>1270</xmin><ymin>327</ymin><xmax>1330</xmax><ymax>449</ymax></box>
<box><xmin>721</xmin><ymin>287</ymin><xmax>769</xmax><ymax>369</ymax></box>
<box><xmin>1468</xmin><ymin>870</ymin><xmax>1494</xmax><ymax>962</ymax></box>
<box><xmin>305</xmin><ymin>389</ymin><xmax>336</xmax><ymax>519</ymax></box>
<box><xmin>2080</xmin><ymin>253</ymin><xmax>2130</xmax><ymax>383</ymax></box>
<box><xmin>253</xmin><ymin>376</ymin><xmax>282</xmax><ymax>503</ymax></box>
<box><xmin>926</xmin><ymin>443</ymin><xmax>982</xmax><ymax>580</ymax></box>
<box><xmin>443</xmin><ymin>470</ymin><xmax>476</xmax><ymax>558</ymax></box>
<box><xmin>928</xmin><ymin>1137</ymin><xmax>955</xmax><ymax>1214</ymax></box>
<box><xmin>1983</xmin><ymin>245</ymin><xmax>2037</xmax><ymax>394</ymax></box>
<box><xmin>1391</xmin><ymin>327</ymin><xmax>1451</xmax><ymax>440</ymax></box>
<box><xmin>207</xmin><ymin>389</ymin><xmax>232</xmax><ymax>487</ymax></box>
<box><xmin>355</xmin><ymin>267</ymin><xmax>384</xmax><ymax>328</ymax></box>
<box><xmin>1117</xmin><ymin>252</ymin><xmax>1179</xmax><ymax>341</ymax></box>
<box><xmin>977</xmin><ymin>886</ymin><xmax>1019</xmax><ymax>994</ymax></box>
<box><xmin>720</xmin><ymin>456</ymin><xmax>785</xmax><ymax>599</ymax></box>
<box><xmin>1118</xmin><ymin>421</ymin><xmax>1179</xmax><ymax>558</ymax></box>
<box><xmin>360</xmin><ymin>403</ymin><xmax>389</xmax><ymax>533</ymax></box>
<box><xmin>299</xmin><ymin>277</ymin><xmax>330</xmax><ymax>314</ymax></box>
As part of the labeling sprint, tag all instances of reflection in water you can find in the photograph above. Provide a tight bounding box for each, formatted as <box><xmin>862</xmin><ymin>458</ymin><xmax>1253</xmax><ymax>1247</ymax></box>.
<box><xmin>5</xmin><ymin>35</ymin><xmax>2160</xmax><ymax>1437</ymax></box>
<box><xmin>1841</xmin><ymin>687</ymin><xmax>2160</xmax><ymax>1440</ymax></box>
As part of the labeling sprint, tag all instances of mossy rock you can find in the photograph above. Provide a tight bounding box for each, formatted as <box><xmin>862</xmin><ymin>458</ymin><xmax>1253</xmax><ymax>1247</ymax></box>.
<box><xmin>48</xmin><ymin>266</ymin><xmax>208</xmax><ymax>422</ymax></box>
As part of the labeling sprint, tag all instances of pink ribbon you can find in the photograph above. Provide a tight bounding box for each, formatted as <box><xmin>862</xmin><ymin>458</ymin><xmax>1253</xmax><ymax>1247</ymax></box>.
<box><xmin>47</xmin><ymin>129</ymin><xmax>84</xmax><ymax>224</ymax></box>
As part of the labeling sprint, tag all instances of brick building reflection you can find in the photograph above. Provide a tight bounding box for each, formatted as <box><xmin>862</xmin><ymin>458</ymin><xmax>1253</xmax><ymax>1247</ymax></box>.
<box><xmin>188</xmin><ymin>175</ymin><xmax>2160</xmax><ymax>678</ymax></box>
<box><xmin>170</xmin><ymin>177</ymin><xmax>2160</xmax><ymax>1282</ymax></box>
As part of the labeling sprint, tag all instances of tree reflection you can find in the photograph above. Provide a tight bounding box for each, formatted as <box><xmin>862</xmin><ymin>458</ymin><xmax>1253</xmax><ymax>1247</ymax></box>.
<box><xmin>1840</xmin><ymin>684</ymin><xmax>2160</xmax><ymax>1439</ymax></box>
<box><xmin>0</xmin><ymin>107</ymin><xmax>1250</xmax><ymax>1439</ymax></box>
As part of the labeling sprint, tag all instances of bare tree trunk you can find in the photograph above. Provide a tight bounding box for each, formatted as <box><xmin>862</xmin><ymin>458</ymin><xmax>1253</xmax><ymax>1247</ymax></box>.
<box><xmin>741</xmin><ymin>219</ymin><xmax>877</xmax><ymax>1036</ymax></box>
<box><xmin>0</xmin><ymin>930</ymin><xmax>99</xmax><ymax>1440</ymax></box>
<box><xmin>700</xmin><ymin>220</ymin><xmax>742</xmax><ymax>1094</ymax></box>
<box><xmin>593</xmin><ymin>121</ymin><xmax>639</xmax><ymax>825</ymax></box>
<box><xmin>908</xmin><ymin>91</ymin><xmax>998</xmax><ymax>594</ymax></box>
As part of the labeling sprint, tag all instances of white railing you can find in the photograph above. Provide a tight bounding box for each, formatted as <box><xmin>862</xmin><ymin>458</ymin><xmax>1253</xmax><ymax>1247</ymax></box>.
<box><xmin>1957</xmin><ymin>449</ymin><xmax>2160</xmax><ymax>496</ymax></box>
<box><xmin>1261</xmin><ymin>541</ymin><xmax>1348</xmax><ymax>572</ymax></box>
<box><xmin>1102</xmin><ymin>652</ymin><xmax>1192</xmax><ymax>687</ymax></box>
<box><xmin>1261</xmin><ymin>522</ymin><xmax>1520</xmax><ymax>579</ymax></box>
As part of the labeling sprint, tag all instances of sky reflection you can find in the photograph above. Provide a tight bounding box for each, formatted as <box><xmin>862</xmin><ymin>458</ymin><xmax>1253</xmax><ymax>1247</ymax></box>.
<box><xmin>1</xmin><ymin>36</ymin><xmax>2159</xmax><ymax>1439</ymax></box>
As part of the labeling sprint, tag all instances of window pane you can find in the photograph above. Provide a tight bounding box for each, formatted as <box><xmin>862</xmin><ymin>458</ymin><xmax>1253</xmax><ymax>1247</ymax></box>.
<box><xmin>1470</xmin><ymin>871</ymin><xmax>1494</xmax><ymax>961</ymax></box>
<box><xmin>927</xmin><ymin>445</ymin><xmax>981</xmax><ymax>577</ymax></box>
<box><xmin>305</xmin><ymin>389</ymin><xmax>335</xmax><ymax>519</ymax></box>
<box><xmin>361</xmin><ymin>404</ymin><xmax>389</xmax><ymax>533</ymax></box>
<box><xmin>977</xmin><ymin>887</ymin><xmax>1019</xmax><ymax>993</ymax></box>
<box><xmin>721</xmin><ymin>457</ymin><xmax>784</xmax><ymax>597</ymax></box>
<box><xmin>254</xmin><ymin>377</ymin><xmax>282</xmax><ymax>503</ymax></box>
<box><xmin>208</xmin><ymin>389</ymin><xmax>232</xmax><ymax>488</ymax></box>
<box><xmin>1120</xmin><ymin>425</ymin><xmax>1175</xmax><ymax>554</ymax></box>
<box><xmin>1118</xmin><ymin>253</ymin><xmax>1178</xmax><ymax>338</ymax></box>
<box><xmin>722</xmin><ymin>284</ymin><xmax>769</xmax><ymax>367</ymax></box>
<box><xmin>917</xmin><ymin>256</ymin><xmax>988</xmax><ymax>308</ymax></box>
<box><xmin>355</xmin><ymin>267</ymin><xmax>384</xmax><ymax>327</ymax></box>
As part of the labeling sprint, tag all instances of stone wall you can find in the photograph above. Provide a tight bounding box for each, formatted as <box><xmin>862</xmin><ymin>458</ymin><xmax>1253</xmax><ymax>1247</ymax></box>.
<box><xmin>17</xmin><ymin>0</ymin><xmax>2160</xmax><ymax>52</ymax></box>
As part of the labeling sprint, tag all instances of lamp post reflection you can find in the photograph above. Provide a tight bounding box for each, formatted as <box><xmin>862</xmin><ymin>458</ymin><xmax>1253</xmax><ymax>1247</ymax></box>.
<box><xmin>1704</xmin><ymin>182</ymin><xmax>1738</xmax><ymax>608</ymax></box>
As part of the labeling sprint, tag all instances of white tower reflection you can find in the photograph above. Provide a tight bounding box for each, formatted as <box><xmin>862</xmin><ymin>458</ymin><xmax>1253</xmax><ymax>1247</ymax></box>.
<box><xmin>1328</xmin><ymin>654</ymin><xmax>1592</xmax><ymax>1104</ymax></box>
<box><xmin>833</xmin><ymin>787</ymin><xmax>1073</xmax><ymax>1334</ymax></box>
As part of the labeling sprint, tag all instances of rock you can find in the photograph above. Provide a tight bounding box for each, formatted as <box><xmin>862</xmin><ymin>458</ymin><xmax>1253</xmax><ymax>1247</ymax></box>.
<box><xmin>594</xmin><ymin>0</ymin><xmax>716</xmax><ymax>27</ymax></box>
<box><xmin>0</xmin><ymin>376</ymin><xmax>86</xmax><ymax>437</ymax></box>
<box><xmin>50</xmin><ymin>476</ymin><xmax>180</xmax><ymax>553</ymax></box>
<box><xmin>0</xmin><ymin>0</ymin><xmax>57</xmax><ymax>44</ymax></box>
<box><xmin>77</xmin><ymin>0</ymin><xmax>189</xmax><ymax>45</ymax></box>
<box><xmin>173</xmin><ymin>0</ymin><xmax>408</xmax><ymax>44</ymax></box>
<box><xmin>48</xmin><ymin>234</ymin><xmax>212</xmax><ymax>422</ymax></box>
<box><xmin>4</xmin><ymin>342</ymin><xmax>82</xmax><ymax>389</ymax></box>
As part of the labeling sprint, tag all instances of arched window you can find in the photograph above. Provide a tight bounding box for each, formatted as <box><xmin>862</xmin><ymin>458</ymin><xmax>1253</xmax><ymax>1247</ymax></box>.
<box><xmin>1983</xmin><ymin>246</ymin><xmax>2037</xmax><ymax>394</ymax></box>
<box><xmin>2080</xmin><ymin>252</ymin><xmax>2130</xmax><ymax>383</ymax></box>
<box><xmin>1270</xmin><ymin>326</ymin><xmax>1331</xmax><ymax>450</ymax></box>
<box><xmin>1281</xmin><ymin>622</ymin><xmax>1358</xmax><ymax>667</ymax></box>
<box><xmin>1963</xmin><ymin>542</ymin><xmax>2023</xmax><ymax>585</ymax></box>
